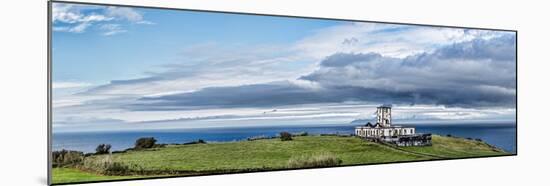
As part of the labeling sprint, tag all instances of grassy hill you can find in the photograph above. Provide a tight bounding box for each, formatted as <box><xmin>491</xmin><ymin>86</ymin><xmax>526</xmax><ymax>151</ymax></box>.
<box><xmin>52</xmin><ymin>135</ymin><xmax>509</xmax><ymax>184</ymax></box>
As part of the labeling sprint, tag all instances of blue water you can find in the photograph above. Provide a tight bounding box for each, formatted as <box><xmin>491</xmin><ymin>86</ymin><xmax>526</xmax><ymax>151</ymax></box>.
<box><xmin>413</xmin><ymin>124</ymin><xmax>516</xmax><ymax>153</ymax></box>
<box><xmin>53</xmin><ymin>123</ymin><xmax>516</xmax><ymax>153</ymax></box>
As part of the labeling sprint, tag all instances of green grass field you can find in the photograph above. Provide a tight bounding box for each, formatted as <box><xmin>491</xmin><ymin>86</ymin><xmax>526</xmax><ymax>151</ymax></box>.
<box><xmin>52</xmin><ymin>168</ymin><xmax>140</xmax><ymax>184</ymax></box>
<box><xmin>52</xmin><ymin>135</ymin><xmax>509</xmax><ymax>184</ymax></box>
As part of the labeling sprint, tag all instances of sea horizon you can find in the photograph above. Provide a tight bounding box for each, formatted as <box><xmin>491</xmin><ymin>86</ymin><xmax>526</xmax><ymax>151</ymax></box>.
<box><xmin>53</xmin><ymin>120</ymin><xmax>516</xmax><ymax>133</ymax></box>
<box><xmin>52</xmin><ymin>122</ymin><xmax>516</xmax><ymax>154</ymax></box>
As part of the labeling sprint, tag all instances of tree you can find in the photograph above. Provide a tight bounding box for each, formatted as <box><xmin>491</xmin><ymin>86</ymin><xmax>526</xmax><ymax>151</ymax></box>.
<box><xmin>52</xmin><ymin>149</ymin><xmax>84</xmax><ymax>167</ymax></box>
<box><xmin>280</xmin><ymin>132</ymin><xmax>293</xmax><ymax>141</ymax></box>
<box><xmin>95</xmin><ymin>144</ymin><xmax>112</xmax><ymax>154</ymax></box>
<box><xmin>134</xmin><ymin>137</ymin><xmax>157</xmax><ymax>149</ymax></box>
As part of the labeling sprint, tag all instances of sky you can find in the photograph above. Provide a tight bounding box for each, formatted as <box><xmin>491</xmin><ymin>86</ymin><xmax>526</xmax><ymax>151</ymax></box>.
<box><xmin>51</xmin><ymin>2</ymin><xmax>517</xmax><ymax>132</ymax></box>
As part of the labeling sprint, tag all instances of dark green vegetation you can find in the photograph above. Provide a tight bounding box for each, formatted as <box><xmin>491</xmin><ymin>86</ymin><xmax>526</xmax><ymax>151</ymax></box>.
<box><xmin>52</xmin><ymin>135</ymin><xmax>508</xmax><ymax>184</ymax></box>
<box><xmin>52</xmin><ymin>150</ymin><xmax>84</xmax><ymax>168</ymax></box>
<box><xmin>134</xmin><ymin>137</ymin><xmax>158</xmax><ymax>149</ymax></box>
<box><xmin>279</xmin><ymin>131</ymin><xmax>293</xmax><ymax>141</ymax></box>
<box><xmin>95</xmin><ymin>144</ymin><xmax>111</xmax><ymax>155</ymax></box>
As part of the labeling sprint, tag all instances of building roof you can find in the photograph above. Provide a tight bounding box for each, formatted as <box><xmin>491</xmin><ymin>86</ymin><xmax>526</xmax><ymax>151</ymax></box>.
<box><xmin>362</xmin><ymin>122</ymin><xmax>384</xmax><ymax>128</ymax></box>
<box><xmin>377</xmin><ymin>104</ymin><xmax>392</xmax><ymax>108</ymax></box>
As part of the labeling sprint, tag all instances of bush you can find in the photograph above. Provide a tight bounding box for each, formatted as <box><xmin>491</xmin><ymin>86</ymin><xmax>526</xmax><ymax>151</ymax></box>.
<box><xmin>280</xmin><ymin>132</ymin><xmax>293</xmax><ymax>141</ymax></box>
<box><xmin>104</xmin><ymin>162</ymin><xmax>133</xmax><ymax>175</ymax></box>
<box><xmin>80</xmin><ymin>155</ymin><xmax>137</xmax><ymax>175</ymax></box>
<box><xmin>134</xmin><ymin>137</ymin><xmax>157</xmax><ymax>149</ymax></box>
<box><xmin>95</xmin><ymin>144</ymin><xmax>112</xmax><ymax>154</ymax></box>
<box><xmin>52</xmin><ymin>149</ymin><xmax>84</xmax><ymax>167</ymax></box>
<box><xmin>287</xmin><ymin>153</ymin><xmax>342</xmax><ymax>168</ymax></box>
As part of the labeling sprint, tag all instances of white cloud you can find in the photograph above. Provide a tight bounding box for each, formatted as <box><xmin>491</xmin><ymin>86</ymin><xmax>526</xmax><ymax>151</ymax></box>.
<box><xmin>52</xmin><ymin>4</ymin><xmax>112</xmax><ymax>33</ymax></box>
<box><xmin>136</xmin><ymin>20</ymin><xmax>155</xmax><ymax>25</ymax></box>
<box><xmin>52</xmin><ymin>3</ymin><xmax>153</xmax><ymax>34</ymax></box>
<box><xmin>106</xmin><ymin>7</ymin><xmax>143</xmax><ymax>22</ymax></box>
<box><xmin>52</xmin><ymin>82</ymin><xmax>92</xmax><ymax>89</ymax></box>
<box><xmin>99</xmin><ymin>24</ymin><xmax>127</xmax><ymax>36</ymax></box>
<box><xmin>70</xmin><ymin>22</ymin><xmax>91</xmax><ymax>33</ymax></box>
<box><xmin>52</xmin><ymin>4</ymin><xmax>81</xmax><ymax>23</ymax></box>
<box><xmin>292</xmin><ymin>22</ymin><xmax>506</xmax><ymax>59</ymax></box>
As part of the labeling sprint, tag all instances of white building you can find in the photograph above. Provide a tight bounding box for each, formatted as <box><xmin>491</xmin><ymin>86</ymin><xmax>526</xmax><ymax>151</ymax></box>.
<box><xmin>355</xmin><ymin>106</ymin><xmax>415</xmax><ymax>137</ymax></box>
<box><xmin>355</xmin><ymin>105</ymin><xmax>431</xmax><ymax>146</ymax></box>
<box><xmin>376</xmin><ymin>106</ymin><xmax>392</xmax><ymax>127</ymax></box>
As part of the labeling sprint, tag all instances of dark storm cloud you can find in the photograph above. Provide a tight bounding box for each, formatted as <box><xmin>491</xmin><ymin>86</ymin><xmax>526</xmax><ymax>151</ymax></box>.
<box><xmin>130</xmin><ymin>81</ymin><xmax>420</xmax><ymax>111</ymax></box>
<box><xmin>131</xmin><ymin>81</ymin><xmax>329</xmax><ymax>110</ymax></box>
<box><xmin>301</xmin><ymin>35</ymin><xmax>516</xmax><ymax>107</ymax></box>
<box><xmin>120</xmin><ymin>35</ymin><xmax>516</xmax><ymax>110</ymax></box>
<box><xmin>81</xmin><ymin>76</ymin><xmax>163</xmax><ymax>95</ymax></box>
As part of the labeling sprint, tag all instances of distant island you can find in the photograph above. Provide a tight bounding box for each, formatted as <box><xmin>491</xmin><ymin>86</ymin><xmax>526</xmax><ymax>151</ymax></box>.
<box><xmin>52</xmin><ymin>133</ymin><xmax>508</xmax><ymax>184</ymax></box>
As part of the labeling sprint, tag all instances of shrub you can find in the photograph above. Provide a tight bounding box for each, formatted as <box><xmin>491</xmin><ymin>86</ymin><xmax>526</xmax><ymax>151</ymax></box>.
<box><xmin>134</xmin><ymin>137</ymin><xmax>157</xmax><ymax>149</ymax></box>
<box><xmin>104</xmin><ymin>162</ymin><xmax>132</xmax><ymax>175</ymax></box>
<box><xmin>52</xmin><ymin>149</ymin><xmax>84</xmax><ymax>167</ymax></box>
<box><xmin>280</xmin><ymin>132</ymin><xmax>293</xmax><ymax>141</ymax></box>
<box><xmin>287</xmin><ymin>153</ymin><xmax>342</xmax><ymax>168</ymax></box>
<box><xmin>80</xmin><ymin>155</ymin><xmax>140</xmax><ymax>176</ymax></box>
<box><xmin>95</xmin><ymin>144</ymin><xmax>112</xmax><ymax>154</ymax></box>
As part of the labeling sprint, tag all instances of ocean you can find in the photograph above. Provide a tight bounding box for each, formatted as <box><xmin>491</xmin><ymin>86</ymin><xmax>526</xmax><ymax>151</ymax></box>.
<box><xmin>52</xmin><ymin>123</ymin><xmax>517</xmax><ymax>153</ymax></box>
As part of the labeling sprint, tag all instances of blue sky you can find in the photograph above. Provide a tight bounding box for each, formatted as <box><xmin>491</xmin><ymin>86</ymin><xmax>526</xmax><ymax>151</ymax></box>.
<box><xmin>51</xmin><ymin>2</ymin><xmax>517</xmax><ymax>132</ymax></box>
<box><xmin>52</xmin><ymin>4</ymin><xmax>339</xmax><ymax>84</ymax></box>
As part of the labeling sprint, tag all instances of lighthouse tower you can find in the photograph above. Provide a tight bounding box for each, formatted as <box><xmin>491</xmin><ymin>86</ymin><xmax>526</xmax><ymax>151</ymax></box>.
<box><xmin>376</xmin><ymin>105</ymin><xmax>392</xmax><ymax>127</ymax></box>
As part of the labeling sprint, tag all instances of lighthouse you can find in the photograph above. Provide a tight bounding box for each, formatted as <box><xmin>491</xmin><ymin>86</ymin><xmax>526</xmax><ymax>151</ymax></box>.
<box><xmin>355</xmin><ymin>104</ymin><xmax>432</xmax><ymax>146</ymax></box>
<box><xmin>376</xmin><ymin>105</ymin><xmax>392</xmax><ymax>127</ymax></box>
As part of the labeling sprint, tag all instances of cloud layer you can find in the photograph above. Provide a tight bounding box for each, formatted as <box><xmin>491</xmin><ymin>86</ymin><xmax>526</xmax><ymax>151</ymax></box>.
<box><xmin>51</xmin><ymin>13</ymin><xmax>517</xmax><ymax>131</ymax></box>
<box><xmin>139</xmin><ymin>35</ymin><xmax>516</xmax><ymax>110</ymax></box>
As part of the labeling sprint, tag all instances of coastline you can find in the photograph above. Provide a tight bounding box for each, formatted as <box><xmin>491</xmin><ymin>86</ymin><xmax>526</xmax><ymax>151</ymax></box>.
<box><xmin>51</xmin><ymin>134</ymin><xmax>509</xmax><ymax>184</ymax></box>
<box><xmin>53</xmin><ymin>123</ymin><xmax>517</xmax><ymax>153</ymax></box>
